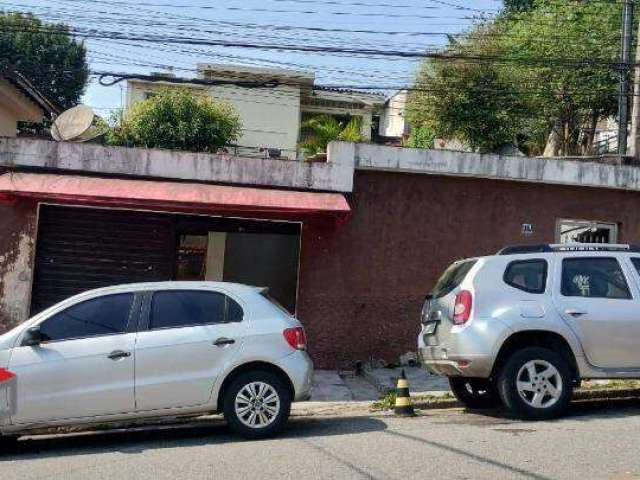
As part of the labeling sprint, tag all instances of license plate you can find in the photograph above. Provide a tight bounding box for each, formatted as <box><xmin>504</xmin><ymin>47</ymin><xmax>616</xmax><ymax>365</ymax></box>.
<box><xmin>423</xmin><ymin>322</ymin><xmax>438</xmax><ymax>335</ymax></box>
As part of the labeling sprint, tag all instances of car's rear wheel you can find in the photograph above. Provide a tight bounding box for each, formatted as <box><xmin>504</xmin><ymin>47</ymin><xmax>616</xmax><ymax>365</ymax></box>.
<box><xmin>448</xmin><ymin>377</ymin><xmax>502</xmax><ymax>409</ymax></box>
<box><xmin>223</xmin><ymin>370</ymin><xmax>291</xmax><ymax>439</ymax></box>
<box><xmin>497</xmin><ymin>347</ymin><xmax>573</xmax><ymax>420</ymax></box>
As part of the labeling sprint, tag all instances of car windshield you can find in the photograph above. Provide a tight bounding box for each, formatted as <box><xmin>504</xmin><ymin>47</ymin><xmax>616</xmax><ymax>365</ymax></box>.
<box><xmin>431</xmin><ymin>260</ymin><xmax>477</xmax><ymax>298</ymax></box>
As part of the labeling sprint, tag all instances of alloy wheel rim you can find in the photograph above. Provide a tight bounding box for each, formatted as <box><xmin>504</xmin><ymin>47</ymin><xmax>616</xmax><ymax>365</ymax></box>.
<box><xmin>234</xmin><ymin>381</ymin><xmax>281</xmax><ymax>429</ymax></box>
<box><xmin>516</xmin><ymin>359</ymin><xmax>563</xmax><ymax>409</ymax></box>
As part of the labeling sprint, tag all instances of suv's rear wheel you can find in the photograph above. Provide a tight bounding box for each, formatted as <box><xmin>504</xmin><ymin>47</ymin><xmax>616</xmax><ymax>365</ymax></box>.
<box><xmin>448</xmin><ymin>377</ymin><xmax>502</xmax><ymax>409</ymax></box>
<box><xmin>223</xmin><ymin>371</ymin><xmax>291</xmax><ymax>439</ymax></box>
<box><xmin>497</xmin><ymin>347</ymin><xmax>573</xmax><ymax>420</ymax></box>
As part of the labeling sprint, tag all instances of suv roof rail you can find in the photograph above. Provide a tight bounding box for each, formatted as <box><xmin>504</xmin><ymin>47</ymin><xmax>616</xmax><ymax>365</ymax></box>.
<box><xmin>497</xmin><ymin>243</ymin><xmax>640</xmax><ymax>255</ymax></box>
<box><xmin>497</xmin><ymin>244</ymin><xmax>553</xmax><ymax>255</ymax></box>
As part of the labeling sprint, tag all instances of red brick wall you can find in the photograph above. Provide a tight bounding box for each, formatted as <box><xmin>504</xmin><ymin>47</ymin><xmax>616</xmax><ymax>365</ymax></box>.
<box><xmin>297</xmin><ymin>170</ymin><xmax>640</xmax><ymax>369</ymax></box>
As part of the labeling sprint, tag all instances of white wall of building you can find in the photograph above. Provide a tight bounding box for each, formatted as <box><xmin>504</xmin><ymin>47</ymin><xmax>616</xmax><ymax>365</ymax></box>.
<box><xmin>378</xmin><ymin>90</ymin><xmax>407</xmax><ymax>139</ymax></box>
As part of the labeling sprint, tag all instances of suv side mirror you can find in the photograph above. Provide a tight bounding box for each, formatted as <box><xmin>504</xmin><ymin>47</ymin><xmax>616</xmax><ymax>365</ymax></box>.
<box><xmin>22</xmin><ymin>326</ymin><xmax>43</xmax><ymax>347</ymax></box>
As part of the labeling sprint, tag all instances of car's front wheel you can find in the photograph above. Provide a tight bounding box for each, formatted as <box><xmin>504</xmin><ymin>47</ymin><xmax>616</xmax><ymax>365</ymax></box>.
<box><xmin>497</xmin><ymin>347</ymin><xmax>573</xmax><ymax>420</ymax></box>
<box><xmin>448</xmin><ymin>377</ymin><xmax>502</xmax><ymax>409</ymax></box>
<box><xmin>223</xmin><ymin>370</ymin><xmax>292</xmax><ymax>439</ymax></box>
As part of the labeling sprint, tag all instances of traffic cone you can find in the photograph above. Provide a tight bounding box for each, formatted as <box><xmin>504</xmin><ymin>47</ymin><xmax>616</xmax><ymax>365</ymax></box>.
<box><xmin>394</xmin><ymin>369</ymin><xmax>415</xmax><ymax>417</ymax></box>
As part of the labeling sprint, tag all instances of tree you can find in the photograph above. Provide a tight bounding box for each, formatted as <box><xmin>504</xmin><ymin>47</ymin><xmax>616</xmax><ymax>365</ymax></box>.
<box><xmin>503</xmin><ymin>0</ymin><xmax>535</xmax><ymax>13</ymax></box>
<box><xmin>407</xmin><ymin>0</ymin><xmax>622</xmax><ymax>155</ymax></box>
<box><xmin>498</xmin><ymin>0</ymin><xmax>621</xmax><ymax>155</ymax></box>
<box><xmin>0</xmin><ymin>12</ymin><xmax>88</xmax><ymax>109</ymax></box>
<box><xmin>300</xmin><ymin>115</ymin><xmax>364</xmax><ymax>155</ymax></box>
<box><xmin>407</xmin><ymin>24</ymin><xmax>531</xmax><ymax>153</ymax></box>
<box><xmin>107</xmin><ymin>88</ymin><xmax>243</xmax><ymax>152</ymax></box>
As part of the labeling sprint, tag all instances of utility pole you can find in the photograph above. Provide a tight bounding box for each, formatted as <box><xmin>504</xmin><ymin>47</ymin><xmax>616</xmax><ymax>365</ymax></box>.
<box><xmin>630</xmin><ymin>2</ymin><xmax>640</xmax><ymax>159</ymax></box>
<box><xmin>618</xmin><ymin>0</ymin><xmax>634</xmax><ymax>156</ymax></box>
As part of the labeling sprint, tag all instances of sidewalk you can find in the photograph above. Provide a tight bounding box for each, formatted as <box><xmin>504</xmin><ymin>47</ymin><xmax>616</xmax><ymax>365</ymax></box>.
<box><xmin>310</xmin><ymin>367</ymin><xmax>449</xmax><ymax>402</ymax></box>
<box><xmin>307</xmin><ymin>368</ymin><xmax>640</xmax><ymax>415</ymax></box>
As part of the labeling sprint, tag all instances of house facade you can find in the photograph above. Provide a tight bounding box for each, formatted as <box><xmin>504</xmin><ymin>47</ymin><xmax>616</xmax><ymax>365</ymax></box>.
<box><xmin>1</xmin><ymin>138</ymin><xmax>639</xmax><ymax>368</ymax></box>
<box><xmin>126</xmin><ymin>64</ymin><xmax>386</xmax><ymax>160</ymax></box>
<box><xmin>0</xmin><ymin>71</ymin><xmax>58</xmax><ymax>138</ymax></box>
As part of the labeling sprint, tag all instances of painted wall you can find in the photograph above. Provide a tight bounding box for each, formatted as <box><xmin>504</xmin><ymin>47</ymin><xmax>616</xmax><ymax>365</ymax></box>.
<box><xmin>0</xmin><ymin>137</ymin><xmax>355</xmax><ymax>193</ymax></box>
<box><xmin>6</xmin><ymin>169</ymin><xmax>640</xmax><ymax>369</ymax></box>
<box><xmin>0</xmin><ymin>199</ymin><xmax>38</xmax><ymax>332</ymax></box>
<box><xmin>297</xmin><ymin>169</ymin><xmax>640</xmax><ymax>369</ymax></box>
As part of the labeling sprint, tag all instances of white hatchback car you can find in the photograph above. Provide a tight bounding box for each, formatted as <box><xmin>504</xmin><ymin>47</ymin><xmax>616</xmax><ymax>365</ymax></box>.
<box><xmin>0</xmin><ymin>282</ymin><xmax>313</xmax><ymax>441</ymax></box>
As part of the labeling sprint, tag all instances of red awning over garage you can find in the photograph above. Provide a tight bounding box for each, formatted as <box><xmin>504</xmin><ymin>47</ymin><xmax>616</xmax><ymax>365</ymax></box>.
<box><xmin>0</xmin><ymin>172</ymin><xmax>351</xmax><ymax>219</ymax></box>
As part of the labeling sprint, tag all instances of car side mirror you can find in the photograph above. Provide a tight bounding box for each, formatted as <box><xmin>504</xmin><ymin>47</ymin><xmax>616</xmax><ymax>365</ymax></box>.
<box><xmin>22</xmin><ymin>326</ymin><xmax>43</xmax><ymax>347</ymax></box>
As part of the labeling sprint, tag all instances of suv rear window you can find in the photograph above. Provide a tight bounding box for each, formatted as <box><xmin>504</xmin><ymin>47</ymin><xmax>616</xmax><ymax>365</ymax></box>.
<box><xmin>504</xmin><ymin>259</ymin><xmax>547</xmax><ymax>294</ymax></box>
<box><xmin>431</xmin><ymin>260</ymin><xmax>477</xmax><ymax>298</ymax></box>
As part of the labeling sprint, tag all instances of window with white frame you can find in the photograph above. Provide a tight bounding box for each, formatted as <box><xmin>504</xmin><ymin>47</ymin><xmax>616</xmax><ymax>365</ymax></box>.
<box><xmin>556</xmin><ymin>219</ymin><xmax>618</xmax><ymax>244</ymax></box>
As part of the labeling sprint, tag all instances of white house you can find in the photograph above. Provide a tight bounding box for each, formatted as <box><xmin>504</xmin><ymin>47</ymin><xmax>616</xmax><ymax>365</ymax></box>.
<box><xmin>126</xmin><ymin>64</ymin><xmax>386</xmax><ymax>159</ymax></box>
<box><xmin>378</xmin><ymin>89</ymin><xmax>408</xmax><ymax>140</ymax></box>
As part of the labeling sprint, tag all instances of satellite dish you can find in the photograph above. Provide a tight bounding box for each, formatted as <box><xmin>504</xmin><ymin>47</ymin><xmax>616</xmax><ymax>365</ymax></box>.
<box><xmin>51</xmin><ymin>105</ymin><xmax>104</xmax><ymax>142</ymax></box>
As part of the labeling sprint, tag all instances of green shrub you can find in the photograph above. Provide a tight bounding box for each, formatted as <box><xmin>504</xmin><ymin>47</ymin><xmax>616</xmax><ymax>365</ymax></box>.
<box><xmin>405</xmin><ymin>126</ymin><xmax>435</xmax><ymax>149</ymax></box>
<box><xmin>107</xmin><ymin>87</ymin><xmax>242</xmax><ymax>152</ymax></box>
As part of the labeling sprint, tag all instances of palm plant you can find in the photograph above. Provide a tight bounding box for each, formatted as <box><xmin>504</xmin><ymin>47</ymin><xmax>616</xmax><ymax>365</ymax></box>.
<box><xmin>300</xmin><ymin>115</ymin><xmax>364</xmax><ymax>156</ymax></box>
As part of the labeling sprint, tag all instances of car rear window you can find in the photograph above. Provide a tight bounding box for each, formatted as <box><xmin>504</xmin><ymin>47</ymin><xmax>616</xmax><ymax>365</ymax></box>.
<box><xmin>504</xmin><ymin>259</ymin><xmax>547</xmax><ymax>294</ymax></box>
<box><xmin>261</xmin><ymin>291</ymin><xmax>292</xmax><ymax>315</ymax></box>
<box><xmin>431</xmin><ymin>260</ymin><xmax>477</xmax><ymax>298</ymax></box>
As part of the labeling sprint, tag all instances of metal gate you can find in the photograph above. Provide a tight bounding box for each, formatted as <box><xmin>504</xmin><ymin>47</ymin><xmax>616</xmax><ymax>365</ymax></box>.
<box><xmin>31</xmin><ymin>205</ymin><xmax>175</xmax><ymax>314</ymax></box>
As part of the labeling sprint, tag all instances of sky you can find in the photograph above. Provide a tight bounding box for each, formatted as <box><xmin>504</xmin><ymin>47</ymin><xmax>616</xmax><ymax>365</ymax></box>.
<box><xmin>3</xmin><ymin>0</ymin><xmax>503</xmax><ymax>115</ymax></box>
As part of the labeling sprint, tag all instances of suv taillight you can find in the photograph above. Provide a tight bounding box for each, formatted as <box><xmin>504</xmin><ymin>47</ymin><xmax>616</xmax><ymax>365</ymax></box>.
<box><xmin>453</xmin><ymin>290</ymin><xmax>472</xmax><ymax>325</ymax></box>
<box><xmin>283</xmin><ymin>327</ymin><xmax>307</xmax><ymax>350</ymax></box>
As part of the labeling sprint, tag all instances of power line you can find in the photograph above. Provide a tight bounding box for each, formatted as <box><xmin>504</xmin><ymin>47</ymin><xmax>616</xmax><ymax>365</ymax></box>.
<box><xmin>0</xmin><ymin>26</ymin><xmax>629</xmax><ymax>68</ymax></box>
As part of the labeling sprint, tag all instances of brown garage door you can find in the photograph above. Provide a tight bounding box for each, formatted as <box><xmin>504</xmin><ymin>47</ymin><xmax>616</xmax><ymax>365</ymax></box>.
<box><xmin>31</xmin><ymin>205</ymin><xmax>175</xmax><ymax>314</ymax></box>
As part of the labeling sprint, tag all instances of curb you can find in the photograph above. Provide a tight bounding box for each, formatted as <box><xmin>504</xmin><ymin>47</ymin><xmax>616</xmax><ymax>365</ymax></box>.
<box><xmin>410</xmin><ymin>387</ymin><xmax>640</xmax><ymax>411</ymax></box>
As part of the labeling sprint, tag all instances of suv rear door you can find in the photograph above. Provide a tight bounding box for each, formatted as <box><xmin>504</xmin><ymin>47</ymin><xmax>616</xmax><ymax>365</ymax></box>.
<box><xmin>552</xmin><ymin>254</ymin><xmax>640</xmax><ymax>368</ymax></box>
<box><xmin>134</xmin><ymin>289</ymin><xmax>246</xmax><ymax>411</ymax></box>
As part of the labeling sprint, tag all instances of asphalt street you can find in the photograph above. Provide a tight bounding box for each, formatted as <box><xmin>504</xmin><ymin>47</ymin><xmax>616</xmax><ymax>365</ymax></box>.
<box><xmin>3</xmin><ymin>399</ymin><xmax>640</xmax><ymax>480</ymax></box>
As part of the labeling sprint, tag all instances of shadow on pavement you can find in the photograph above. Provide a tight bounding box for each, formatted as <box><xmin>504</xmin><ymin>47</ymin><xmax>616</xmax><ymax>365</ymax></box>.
<box><xmin>456</xmin><ymin>396</ymin><xmax>640</xmax><ymax>423</ymax></box>
<box><xmin>0</xmin><ymin>415</ymin><xmax>387</xmax><ymax>461</ymax></box>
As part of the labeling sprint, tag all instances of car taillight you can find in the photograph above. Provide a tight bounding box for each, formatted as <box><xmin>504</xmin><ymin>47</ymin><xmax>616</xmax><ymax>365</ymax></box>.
<box><xmin>453</xmin><ymin>290</ymin><xmax>473</xmax><ymax>325</ymax></box>
<box><xmin>283</xmin><ymin>327</ymin><xmax>307</xmax><ymax>350</ymax></box>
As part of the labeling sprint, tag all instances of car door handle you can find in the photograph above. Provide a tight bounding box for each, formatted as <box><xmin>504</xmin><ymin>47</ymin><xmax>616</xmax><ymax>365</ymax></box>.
<box><xmin>108</xmin><ymin>350</ymin><xmax>131</xmax><ymax>360</ymax></box>
<box><xmin>565</xmin><ymin>309</ymin><xmax>588</xmax><ymax>317</ymax></box>
<box><xmin>213</xmin><ymin>338</ymin><xmax>236</xmax><ymax>347</ymax></box>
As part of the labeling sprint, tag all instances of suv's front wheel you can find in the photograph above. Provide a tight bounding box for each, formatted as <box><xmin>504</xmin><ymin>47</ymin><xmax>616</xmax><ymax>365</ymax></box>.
<box><xmin>448</xmin><ymin>377</ymin><xmax>502</xmax><ymax>409</ymax></box>
<box><xmin>497</xmin><ymin>347</ymin><xmax>573</xmax><ymax>420</ymax></box>
<box><xmin>223</xmin><ymin>370</ymin><xmax>292</xmax><ymax>439</ymax></box>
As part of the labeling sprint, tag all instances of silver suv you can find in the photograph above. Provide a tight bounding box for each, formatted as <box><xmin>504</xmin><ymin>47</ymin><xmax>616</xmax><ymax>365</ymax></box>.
<box><xmin>419</xmin><ymin>243</ymin><xmax>640</xmax><ymax>419</ymax></box>
<box><xmin>0</xmin><ymin>282</ymin><xmax>313</xmax><ymax>442</ymax></box>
